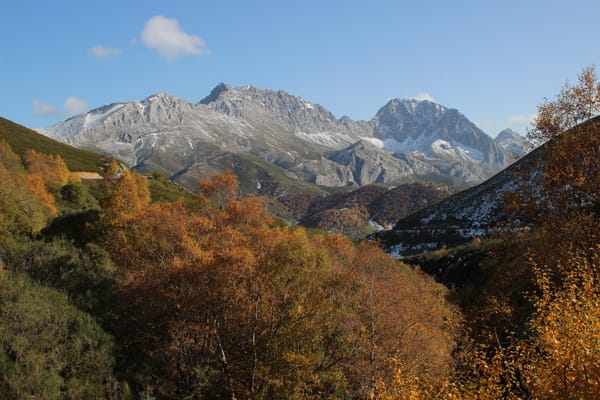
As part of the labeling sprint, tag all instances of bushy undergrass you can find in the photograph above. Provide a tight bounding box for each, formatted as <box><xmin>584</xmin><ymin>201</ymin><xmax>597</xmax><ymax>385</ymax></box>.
<box><xmin>404</xmin><ymin>237</ymin><xmax>504</xmax><ymax>288</ymax></box>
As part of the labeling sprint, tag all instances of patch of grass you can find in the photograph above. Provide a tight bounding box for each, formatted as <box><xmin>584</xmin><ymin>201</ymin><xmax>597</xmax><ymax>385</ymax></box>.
<box><xmin>148</xmin><ymin>177</ymin><xmax>195</xmax><ymax>204</ymax></box>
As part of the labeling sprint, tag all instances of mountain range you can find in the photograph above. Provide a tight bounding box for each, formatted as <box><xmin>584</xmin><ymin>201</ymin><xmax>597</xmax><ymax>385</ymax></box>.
<box><xmin>38</xmin><ymin>84</ymin><xmax>528</xmax><ymax>193</ymax></box>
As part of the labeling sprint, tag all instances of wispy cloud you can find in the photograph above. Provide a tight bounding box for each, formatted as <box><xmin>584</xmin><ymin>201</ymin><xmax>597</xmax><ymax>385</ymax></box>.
<box><xmin>32</xmin><ymin>97</ymin><xmax>89</xmax><ymax>118</ymax></box>
<box><xmin>412</xmin><ymin>93</ymin><xmax>436</xmax><ymax>103</ymax></box>
<box><xmin>88</xmin><ymin>45</ymin><xmax>122</xmax><ymax>60</ymax></box>
<box><xmin>64</xmin><ymin>97</ymin><xmax>89</xmax><ymax>115</ymax></box>
<box><xmin>507</xmin><ymin>114</ymin><xmax>536</xmax><ymax>128</ymax></box>
<box><xmin>32</xmin><ymin>100</ymin><xmax>63</xmax><ymax>117</ymax></box>
<box><xmin>141</xmin><ymin>15</ymin><xmax>210</xmax><ymax>63</ymax></box>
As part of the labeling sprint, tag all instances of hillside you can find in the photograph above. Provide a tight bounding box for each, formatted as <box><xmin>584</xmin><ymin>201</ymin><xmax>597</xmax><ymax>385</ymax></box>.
<box><xmin>0</xmin><ymin>117</ymin><xmax>109</xmax><ymax>173</ymax></box>
<box><xmin>0</xmin><ymin>135</ymin><xmax>461</xmax><ymax>399</ymax></box>
<box><xmin>373</xmin><ymin>146</ymin><xmax>542</xmax><ymax>256</ymax></box>
<box><xmin>284</xmin><ymin>182</ymin><xmax>454</xmax><ymax>239</ymax></box>
<box><xmin>0</xmin><ymin>117</ymin><xmax>195</xmax><ymax>204</ymax></box>
<box><xmin>376</xmin><ymin>114</ymin><xmax>600</xmax><ymax>257</ymax></box>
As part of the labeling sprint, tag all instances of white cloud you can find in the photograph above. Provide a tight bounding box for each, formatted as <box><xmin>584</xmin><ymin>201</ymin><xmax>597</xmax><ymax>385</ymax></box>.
<box><xmin>32</xmin><ymin>99</ymin><xmax>62</xmax><ymax>117</ymax></box>
<box><xmin>88</xmin><ymin>45</ymin><xmax>122</xmax><ymax>59</ymax></box>
<box><xmin>141</xmin><ymin>15</ymin><xmax>210</xmax><ymax>62</ymax></box>
<box><xmin>412</xmin><ymin>93</ymin><xmax>436</xmax><ymax>103</ymax></box>
<box><xmin>507</xmin><ymin>114</ymin><xmax>537</xmax><ymax>128</ymax></box>
<box><xmin>32</xmin><ymin>97</ymin><xmax>89</xmax><ymax>118</ymax></box>
<box><xmin>64</xmin><ymin>97</ymin><xmax>89</xmax><ymax>115</ymax></box>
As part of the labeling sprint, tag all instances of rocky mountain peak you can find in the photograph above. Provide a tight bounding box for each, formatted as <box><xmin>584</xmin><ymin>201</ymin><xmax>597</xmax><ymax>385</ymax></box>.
<box><xmin>380</xmin><ymin>98</ymin><xmax>447</xmax><ymax>118</ymax></box>
<box><xmin>496</xmin><ymin>128</ymin><xmax>521</xmax><ymax>141</ymax></box>
<box><xmin>199</xmin><ymin>83</ymin><xmax>233</xmax><ymax>104</ymax></box>
<box><xmin>141</xmin><ymin>92</ymin><xmax>182</xmax><ymax>105</ymax></box>
<box><xmin>495</xmin><ymin>129</ymin><xmax>530</xmax><ymax>158</ymax></box>
<box><xmin>370</xmin><ymin>98</ymin><xmax>507</xmax><ymax>171</ymax></box>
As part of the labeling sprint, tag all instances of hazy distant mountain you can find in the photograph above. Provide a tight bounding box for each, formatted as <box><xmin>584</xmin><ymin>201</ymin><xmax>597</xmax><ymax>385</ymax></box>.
<box><xmin>38</xmin><ymin>84</ymin><xmax>518</xmax><ymax>192</ymax></box>
<box><xmin>494</xmin><ymin>128</ymin><xmax>531</xmax><ymax>158</ymax></box>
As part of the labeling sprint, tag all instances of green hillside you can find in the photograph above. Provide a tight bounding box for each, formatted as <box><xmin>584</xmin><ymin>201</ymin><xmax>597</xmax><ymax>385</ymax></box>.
<box><xmin>0</xmin><ymin>117</ymin><xmax>195</xmax><ymax>203</ymax></box>
<box><xmin>0</xmin><ymin>117</ymin><xmax>108</xmax><ymax>172</ymax></box>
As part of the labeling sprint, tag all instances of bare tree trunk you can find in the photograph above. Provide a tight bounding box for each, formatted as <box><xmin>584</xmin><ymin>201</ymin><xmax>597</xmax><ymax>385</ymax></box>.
<box><xmin>215</xmin><ymin>319</ymin><xmax>236</xmax><ymax>400</ymax></box>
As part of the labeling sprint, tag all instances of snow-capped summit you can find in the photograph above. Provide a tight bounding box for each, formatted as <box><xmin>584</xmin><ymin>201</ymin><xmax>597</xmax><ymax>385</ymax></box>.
<box><xmin>370</xmin><ymin>98</ymin><xmax>509</xmax><ymax>180</ymax></box>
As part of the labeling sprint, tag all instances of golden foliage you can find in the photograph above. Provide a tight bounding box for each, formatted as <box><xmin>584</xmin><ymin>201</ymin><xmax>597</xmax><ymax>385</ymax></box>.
<box><xmin>106</xmin><ymin>172</ymin><xmax>460</xmax><ymax>399</ymax></box>
<box><xmin>0</xmin><ymin>140</ymin><xmax>24</xmax><ymax>172</ymax></box>
<box><xmin>105</xmin><ymin>158</ymin><xmax>120</xmax><ymax>178</ymax></box>
<box><xmin>102</xmin><ymin>169</ymin><xmax>151</xmax><ymax>222</ymax></box>
<box><xmin>0</xmin><ymin>145</ymin><xmax>53</xmax><ymax>238</ymax></box>
<box><xmin>24</xmin><ymin>149</ymin><xmax>71</xmax><ymax>186</ymax></box>
<box><xmin>526</xmin><ymin>250</ymin><xmax>600</xmax><ymax>399</ymax></box>
<box><xmin>23</xmin><ymin>174</ymin><xmax>57</xmax><ymax>214</ymax></box>
<box><xmin>528</xmin><ymin>65</ymin><xmax>600</xmax><ymax>146</ymax></box>
<box><xmin>197</xmin><ymin>169</ymin><xmax>238</xmax><ymax>209</ymax></box>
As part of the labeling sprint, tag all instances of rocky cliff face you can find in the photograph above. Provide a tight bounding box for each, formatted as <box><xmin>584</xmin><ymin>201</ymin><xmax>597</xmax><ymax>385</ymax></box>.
<box><xmin>38</xmin><ymin>84</ymin><xmax>524</xmax><ymax>191</ymax></box>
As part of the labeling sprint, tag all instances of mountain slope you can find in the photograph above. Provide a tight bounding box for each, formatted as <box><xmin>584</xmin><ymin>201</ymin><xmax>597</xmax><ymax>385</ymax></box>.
<box><xmin>373</xmin><ymin>144</ymin><xmax>543</xmax><ymax>257</ymax></box>
<box><xmin>0</xmin><ymin>117</ymin><xmax>108</xmax><ymax>172</ymax></box>
<box><xmin>294</xmin><ymin>182</ymin><xmax>454</xmax><ymax>239</ymax></box>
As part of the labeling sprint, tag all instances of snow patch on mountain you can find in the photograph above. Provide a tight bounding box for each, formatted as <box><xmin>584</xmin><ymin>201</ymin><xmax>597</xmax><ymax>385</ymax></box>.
<box><xmin>359</xmin><ymin>137</ymin><xmax>385</xmax><ymax>148</ymax></box>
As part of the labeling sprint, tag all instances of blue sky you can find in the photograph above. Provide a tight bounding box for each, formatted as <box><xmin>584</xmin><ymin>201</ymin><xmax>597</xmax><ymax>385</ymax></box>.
<box><xmin>1</xmin><ymin>0</ymin><xmax>599</xmax><ymax>136</ymax></box>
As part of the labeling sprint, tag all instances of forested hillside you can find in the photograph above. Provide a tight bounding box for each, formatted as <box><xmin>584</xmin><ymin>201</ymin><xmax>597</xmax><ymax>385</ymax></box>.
<box><xmin>0</xmin><ymin>135</ymin><xmax>460</xmax><ymax>398</ymax></box>
<box><xmin>0</xmin><ymin>67</ymin><xmax>599</xmax><ymax>399</ymax></box>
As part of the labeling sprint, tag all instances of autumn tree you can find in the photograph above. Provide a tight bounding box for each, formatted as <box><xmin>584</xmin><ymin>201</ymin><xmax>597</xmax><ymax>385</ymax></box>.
<box><xmin>24</xmin><ymin>149</ymin><xmax>72</xmax><ymax>187</ymax></box>
<box><xmin>0</xmin><ymin>140</ymin><xmax>24</xmax><ymax>172</ymax></box>
<box><xmin>106</xmin><ymin>171</ymin><xmax>460</xmax><ymax>399</ymax></box>
<box><xmin>24</xmin><ymin>174</ymin><xmax>57</xmax><ymax>214</ymax></box>
<box><xmin>524</xmin><ymin>249</ymin><xmax>600</xmax><ymax>399</ymax></box>
<box><xmin>528</xmin><ymin>65</ymin><xmax>600</xmax><ymax>146</ymax></box>
<box><xmin>105</xmin><ymin>158</ymin><xmax>120</xmax><ymax>178</ymax></box>
<box><xmin>518</xmin><ymin>66</ymin><xmax>599</xmax><ymax>216</ymax></box>
<box><xmin>446</xmin><ymin>67</ymin><xmax>600</xmax><ymax>399</ymax></box>
<box><xmin>197</xmin><ymin>169</ymin><xmax>238</xmax><ymax>209</ymax></box>
<box><xmin>0</xmin><ymin>147</ymin><xmax>53</xmax><ymax>251</ymax></box>
<box><xmin>102</xmin><ymin>169</ymin><xmax>151</xmax><ymax>222</ymax></box>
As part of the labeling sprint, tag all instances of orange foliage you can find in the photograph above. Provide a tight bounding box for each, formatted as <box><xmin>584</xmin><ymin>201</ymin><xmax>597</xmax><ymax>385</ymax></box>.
<box><xmin>528</xmin><ymin>65</ymin><xmax>600</xmax><ymax>146</ymax></box>
<box><xmin>197</xmin><ymin>169</ymin><xmax>238</xmax><ymax>209</ymax></box>
<box><xmin>106</xmin><ymin>172</ymin><xmax>460</xmax><ymax>399</ymax></box>
<box><xmin>102</xmin><ymin>170</ymin><xmax>151</xmax><ymax>222</ymax></box>
<box><xmin>23</xmin><ymin>174</ymin><xmax>56</xmax><ymax>214</ymax></box>
<box><xmin>24</xmin><ymin>149</ymin><xmax>71</xmax><ymax>186</ymax></box>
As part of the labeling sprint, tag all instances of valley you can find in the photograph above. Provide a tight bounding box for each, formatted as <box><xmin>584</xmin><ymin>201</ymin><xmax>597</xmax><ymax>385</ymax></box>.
<box><xmin>0</xmin><ymin>67</ymin><xmax>598</xmax><ymax>399</ymax></box>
